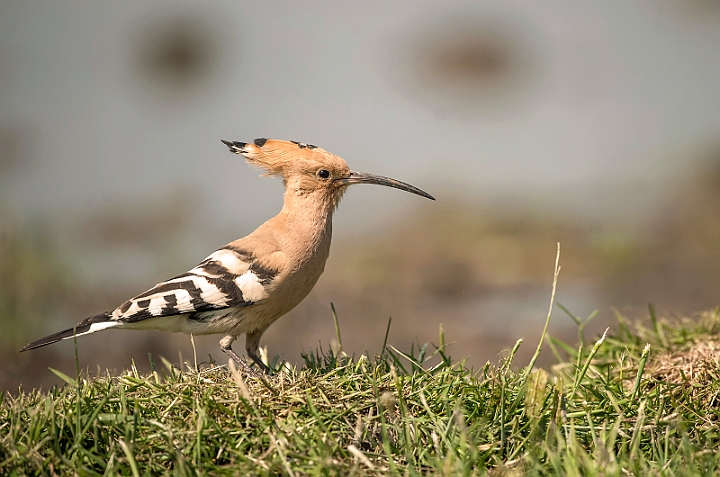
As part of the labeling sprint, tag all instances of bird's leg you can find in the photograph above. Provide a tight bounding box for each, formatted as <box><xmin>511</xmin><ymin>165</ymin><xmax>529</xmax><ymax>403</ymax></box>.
<box><xmin>246</xmin><ymin>327</ymin><xmax>271</xmax><ymax>374</ymax></box>
<box><xmin>219</xmin><ymin>335</ymin><xmax>262</xmax><ymax>377</ymax></box>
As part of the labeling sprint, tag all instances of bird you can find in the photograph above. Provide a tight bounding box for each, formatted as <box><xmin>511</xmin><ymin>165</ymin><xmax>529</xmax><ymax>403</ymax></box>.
<box><xmin>20</xmin><ymin>138</ymin><xmax>434</xmax><ymax>375</ymax></box>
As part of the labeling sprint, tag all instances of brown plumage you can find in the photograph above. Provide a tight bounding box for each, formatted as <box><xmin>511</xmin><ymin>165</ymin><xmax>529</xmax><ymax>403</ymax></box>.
<box><xmin>21</xmin><ymin>138</ymin><xmax>434</xmax><ymax>376</ymax></box>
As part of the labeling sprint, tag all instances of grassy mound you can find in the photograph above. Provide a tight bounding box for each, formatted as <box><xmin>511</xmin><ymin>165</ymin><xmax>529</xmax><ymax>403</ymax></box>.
<box><xmin>2</xmin><ymin>306</ymin><xmax>720</xmax><ymax>475</ymax></box>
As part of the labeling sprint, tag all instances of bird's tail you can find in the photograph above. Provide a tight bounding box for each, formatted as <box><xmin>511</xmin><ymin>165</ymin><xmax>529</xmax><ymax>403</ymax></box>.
<box><xmin>20</xmin><ymin>312</ymin><xmax>119</xmax><ymax>352</ymax></box>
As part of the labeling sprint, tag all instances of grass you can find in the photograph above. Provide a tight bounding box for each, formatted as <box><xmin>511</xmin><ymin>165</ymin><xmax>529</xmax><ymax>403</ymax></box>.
<box><xmin>2</xmin><ymin>247</ymin><xmax>720</xmax><ymax>475</ymax></box>
<box><xmin>1</xmin><ymin>308</ymin><xmax>720</xmax><ymax>476</ymax></box>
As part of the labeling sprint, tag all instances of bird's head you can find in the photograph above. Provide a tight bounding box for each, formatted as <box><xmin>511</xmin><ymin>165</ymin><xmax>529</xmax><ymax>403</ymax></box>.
<box><xmin>221</xmin><ymin>138</ymin><xmax>435</xmax><ymax>207</ymax></box>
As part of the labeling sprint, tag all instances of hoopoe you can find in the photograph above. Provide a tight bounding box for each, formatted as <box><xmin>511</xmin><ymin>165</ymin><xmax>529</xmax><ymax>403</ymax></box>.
<box><xmin>21</xmin><ymin>138</ymin><xmax>434</xmax><ymax>375</ymax></box>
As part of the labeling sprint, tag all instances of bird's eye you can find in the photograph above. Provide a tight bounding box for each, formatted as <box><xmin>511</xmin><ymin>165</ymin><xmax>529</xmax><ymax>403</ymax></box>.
<box><xmin>317</xmin><ymin>169</ymin><xmax>331</xmax><ymax>179</ymax></box>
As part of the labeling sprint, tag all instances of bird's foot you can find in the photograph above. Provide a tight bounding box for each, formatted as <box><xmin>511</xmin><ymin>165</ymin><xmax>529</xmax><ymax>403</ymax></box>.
<box><xmin>247</xmin><ymin>353</ymin><xmax>272</xmax><ymax>375</ymax></box>
<box><xmin>222</xmin><ymin>346</ymin><xmax>267</xmax><ymax>378</ymax></box>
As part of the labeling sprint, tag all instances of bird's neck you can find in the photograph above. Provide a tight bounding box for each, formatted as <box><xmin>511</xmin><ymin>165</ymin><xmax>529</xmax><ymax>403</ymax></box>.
<box><xmin>274</xmin><ymin>189</ymin><xmax>338</xmax><ymax>258</ymax></box>
<box><xmin>281</xmin><ymin>187</ymin><xmax>339</xmax><ymax>224</ymax></box>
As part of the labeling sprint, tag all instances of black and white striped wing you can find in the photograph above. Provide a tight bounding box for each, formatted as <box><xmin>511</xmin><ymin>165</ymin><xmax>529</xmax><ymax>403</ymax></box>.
<box><xmin>19</xmin><ymin>246</ymin><xmax>281</xmax><ymax>351</ymax></box>
<box><xmin>111</xmin><ymin>246</ymin><xmax>280</xmax><ymax>323</ymax></box>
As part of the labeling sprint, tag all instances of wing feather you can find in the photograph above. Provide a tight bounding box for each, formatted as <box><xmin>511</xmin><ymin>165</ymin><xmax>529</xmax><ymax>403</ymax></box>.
<box><xmin>111</xmin><ymin>247</ymin><xmax>281</xmax><ymax>323</ymax></box>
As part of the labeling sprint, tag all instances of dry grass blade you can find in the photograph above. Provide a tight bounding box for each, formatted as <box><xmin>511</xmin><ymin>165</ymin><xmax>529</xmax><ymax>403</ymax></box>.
<box><xmin>348</xmin><ymin>444</ymin><xmax>376</xmax><ymax>470</ymax></box>
<box><xmin>228</xmin><ymin>359</ymin><xmax>253</xmax><ymax>401</ymax></box>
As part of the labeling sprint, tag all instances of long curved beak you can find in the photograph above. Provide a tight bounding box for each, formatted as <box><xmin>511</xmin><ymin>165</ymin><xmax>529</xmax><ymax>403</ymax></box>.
<box><xmin>336</xmin><ymin>171</ymin><xmax>435</xmax><ymax>200</ymax></box>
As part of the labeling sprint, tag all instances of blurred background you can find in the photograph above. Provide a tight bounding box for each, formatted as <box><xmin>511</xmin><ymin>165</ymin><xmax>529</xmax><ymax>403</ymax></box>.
<box><xmin>2</xmin><ymin>1</ymin><xmax>720</xmax><ymax>392</ymax></box>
